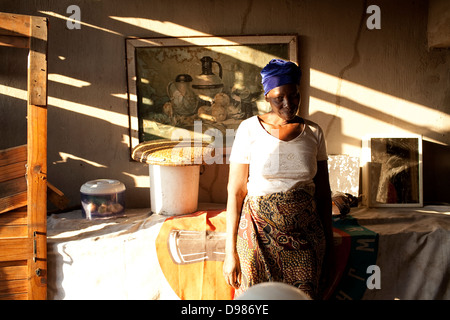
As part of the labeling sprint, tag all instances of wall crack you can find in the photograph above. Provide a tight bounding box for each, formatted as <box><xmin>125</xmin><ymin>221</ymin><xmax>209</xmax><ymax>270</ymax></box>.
<box><xmin>240</xmin><ymin>0</ymin><xmax>254</xmax><ymax>34</ymax></box>
<box><xmin>326</xmin><ymin>0</ymin><xmax>368</xmax><ymax>137</ymax></box>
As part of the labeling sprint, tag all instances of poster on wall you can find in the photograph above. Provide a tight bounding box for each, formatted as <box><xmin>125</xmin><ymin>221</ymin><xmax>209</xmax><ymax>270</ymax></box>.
<box><xmin>125</xmin><ymin>35</ymin><xmax>298</xmax><ymax>152</ymax></box>
<box><xmin>362</xmin><ymin>134</ymin><xmax>423</xmax><ymax>207</ymax></box>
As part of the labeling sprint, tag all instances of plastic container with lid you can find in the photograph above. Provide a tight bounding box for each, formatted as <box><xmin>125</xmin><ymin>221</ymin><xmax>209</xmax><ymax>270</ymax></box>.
<box><xmin>80</xmin><ymin>179</ymin><xmax>126</xmax><ymax>219</ymax></box>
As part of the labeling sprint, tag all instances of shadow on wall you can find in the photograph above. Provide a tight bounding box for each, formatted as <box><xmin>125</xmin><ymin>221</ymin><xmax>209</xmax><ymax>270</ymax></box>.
<box><xmin>308</xmin><ymin>111</ymin><xmax>360</xmax><ymax>154</ymax></box>
<box><xmin>199</xmin><ymin>163</ymin><xmax>229</xmax><ymax>204</ymax></box>
<box><xmin>423</xmin><ymin>141</ymin><xmax>450</xmax><ymax>205</ymax></box>
<box><xmin>0</xmin><ymin>46</ymin><xmax>28</xmax><ymax>150</ymax></box>
<box><xmin>48</xmin><ymin>152</ymin><xmax>150</xmax><ymax>212</ymax></box>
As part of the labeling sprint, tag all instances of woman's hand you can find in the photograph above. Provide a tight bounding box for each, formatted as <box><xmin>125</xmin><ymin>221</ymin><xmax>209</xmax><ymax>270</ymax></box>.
<box><xmin>223</xmin><ymin>251</ymin><xmax>241</xmax><ymax>289</ymax></box>
<box><xmin>224</xmin><ymin>162</ymin><xmax>248</xmax><ymax>290</ymax></box>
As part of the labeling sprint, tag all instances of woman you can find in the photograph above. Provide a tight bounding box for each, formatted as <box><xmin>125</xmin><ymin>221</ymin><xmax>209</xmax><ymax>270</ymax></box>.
<box><xmin>223</xmin><ymin>59</ymin><xmax>334</xmax><ymax>299</ymax></box>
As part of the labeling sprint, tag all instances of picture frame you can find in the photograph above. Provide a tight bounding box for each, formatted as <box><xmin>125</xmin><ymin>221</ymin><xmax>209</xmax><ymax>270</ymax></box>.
<box><xmin>361</xmin><ymin>134</ymin><xmax>423</xmax><ymax>207</ymax></box>
<box><xmin>125</xmin><ymin>35</ymin><xmax>298</xmax><ymax>153</ymax></box>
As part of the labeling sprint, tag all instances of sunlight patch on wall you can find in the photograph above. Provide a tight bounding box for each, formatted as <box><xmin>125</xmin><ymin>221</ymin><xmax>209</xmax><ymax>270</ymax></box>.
<box><xmin>309</xmin><ymin>95</ymin><xmax>396</xmax><ymax>132</ymax></box>
<box><xmin>122</xmin><ymin>171</ymin><xmax>150</xmax><ymax>188</ymax></box>
<box><xmin>39</xmin><ymin>10</ymin><xmax>123</xmax><ymax>36</ymax></box>
<box><xmin>48</xmin><ymin>73</ymin><xmax>91</xmax><ymax>88</ymax></box>
<box><xmin>109</xmin><ymin>16</ymin><xmax>212</xmax><ymax>38</ymax></box>
<box><xmin>309</xmin><ymin>68</ymin><xmax>449</xmax><ymax>145</ymax></box>
<box><xmin>112</xmin><ymin>93</ymin><xmax>138</xmax><ymax>147</ymax></box>
<box><xmin>0</xmin><ymin>84</ymin><xmax>129</xmax><ymax>129</ymax></box>
<box><xmin>111</xmin><ymin>93</ymin><xmax>129</xmax><ymax>100</ymax></box>
<box><xmin>53</xmin><ymin>151</ymin><xmax>107</xmax><ymax>168</ymax></box>
<box><xmin>0</xmin><ymin>84</ymin><xmax>27</xmax><ymax>101</ymax></box>
<box><xmin>114</xmin><ymin>17</ymin><xmax>289</xmax><ymax>70</ymax></box>
<box><xmin>48</xmin><ymin>95</ymin><xmax>129</xmax><ymax>128</ymax></box>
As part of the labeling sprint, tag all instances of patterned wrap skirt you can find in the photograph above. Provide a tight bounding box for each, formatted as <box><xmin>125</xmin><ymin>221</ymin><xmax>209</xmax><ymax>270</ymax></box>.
<box><xmin>235</xmin><ymin>185</ymin><xmax>326</xmax><ymax>299</ymax></box>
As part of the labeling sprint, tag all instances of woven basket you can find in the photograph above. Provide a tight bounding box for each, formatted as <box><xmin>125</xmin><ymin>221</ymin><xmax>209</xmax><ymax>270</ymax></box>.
<box><xmin>131</xmin><ymin>139</ymin><xmax>215</xmax><ymax>166</ymax></box>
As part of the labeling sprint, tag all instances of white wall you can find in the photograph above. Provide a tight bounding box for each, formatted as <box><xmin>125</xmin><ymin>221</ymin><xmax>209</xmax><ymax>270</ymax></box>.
<box><xmin>1</xmin><ymin>0</ymin><xmax>449</xmax><ymax>208</ymax></box>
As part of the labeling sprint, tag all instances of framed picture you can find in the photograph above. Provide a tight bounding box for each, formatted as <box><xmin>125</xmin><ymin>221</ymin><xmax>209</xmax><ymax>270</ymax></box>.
<box><xmin>362</xmin><ymin>134</ymin><xmax>423</xmax><ymax>207</ymax></box>
<box><xmin>125</xmin><ymin>35</ymin><xmax>298</xmax><ymax>153</ymax></box>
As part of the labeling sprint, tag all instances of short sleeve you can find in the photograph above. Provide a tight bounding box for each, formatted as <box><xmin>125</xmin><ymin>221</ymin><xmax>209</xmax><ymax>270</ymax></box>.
<box><xmin>228</xmin><ymin>119</ymin><xmax>251</xmax><ymax>164</ymax></box>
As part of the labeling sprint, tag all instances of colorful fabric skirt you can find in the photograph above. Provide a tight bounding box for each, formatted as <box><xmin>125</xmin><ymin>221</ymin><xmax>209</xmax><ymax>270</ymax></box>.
<box><xmin>236</xmin><ymin>186</ymin><xmax>326</xmax><ymax>299</ymax></box>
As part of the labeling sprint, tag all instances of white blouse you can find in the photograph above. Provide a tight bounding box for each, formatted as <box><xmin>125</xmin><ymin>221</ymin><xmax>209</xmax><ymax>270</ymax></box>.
<box><xmin>229</xmin><ymin>116</ymin><xmax>328</xmax><ymax>196</ymax></box>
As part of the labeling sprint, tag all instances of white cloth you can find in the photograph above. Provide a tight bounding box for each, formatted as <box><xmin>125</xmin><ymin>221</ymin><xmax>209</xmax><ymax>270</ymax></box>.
<box><xmin>46</xmin><ymin>209</ymin><xmax>178</xmax><ymax>300</ymax></box>
<box><xmin>351</xmin><ymin>206</ymin><xmax>450</xmax><ymax>300</ymax></box>
<box><xmin>46</xmin><ymin>205</ymin><xmax>450</xmax><ymax>300</ymax></box>
<box><xmin>229</xmin><ymin>116</ymin><xmax>328</xmax><ymax>196</ymax></box>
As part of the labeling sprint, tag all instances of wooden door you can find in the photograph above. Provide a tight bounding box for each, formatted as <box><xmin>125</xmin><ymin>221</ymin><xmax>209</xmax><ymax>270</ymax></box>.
<box><xmin>0</xmin><ymin>13</ymin><xmax>48</xmax><ymax>300</ymax></box>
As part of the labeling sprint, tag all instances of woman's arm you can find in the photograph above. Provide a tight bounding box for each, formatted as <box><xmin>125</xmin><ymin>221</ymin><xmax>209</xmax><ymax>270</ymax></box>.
<box><xmin>223</xmin><ymin>162</ymin><xmax>249</xmax><ymax>289</ymax></box>
<box><xmin>313</xmin><ymin>160</ymin><xmax>336</xmax><ymax>297</ymax></box>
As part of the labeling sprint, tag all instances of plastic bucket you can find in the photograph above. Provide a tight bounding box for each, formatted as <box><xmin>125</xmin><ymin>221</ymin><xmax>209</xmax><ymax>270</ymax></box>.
<box><xmin>149</xmin><ymin>165</ymin><xmax>200</xmax><ymax>216</ymax></box>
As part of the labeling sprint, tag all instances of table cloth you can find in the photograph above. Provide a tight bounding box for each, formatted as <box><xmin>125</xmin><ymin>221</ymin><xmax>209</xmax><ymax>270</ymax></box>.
<box><xmin>47</xmin><ymin>204</ymin><xmax>450</xmax><ymax>300</ymax></box>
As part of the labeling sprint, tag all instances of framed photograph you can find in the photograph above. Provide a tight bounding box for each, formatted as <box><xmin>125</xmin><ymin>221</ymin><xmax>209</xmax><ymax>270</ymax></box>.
<box><xmin>125</xmin><ymin>35</ymin><xmax>298</xmax><ymax>152</ymax></box>
<box><xmin>362</xmin><ymin>134</ymin><xmax>423</xmax><ymax>207</ymax></box>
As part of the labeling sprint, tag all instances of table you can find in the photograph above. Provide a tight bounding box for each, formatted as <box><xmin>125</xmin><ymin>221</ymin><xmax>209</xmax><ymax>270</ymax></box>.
<box><xmin>46</xmin><ymin>204</ymin><xmax>450</xmax><ymax>300</ymax></box>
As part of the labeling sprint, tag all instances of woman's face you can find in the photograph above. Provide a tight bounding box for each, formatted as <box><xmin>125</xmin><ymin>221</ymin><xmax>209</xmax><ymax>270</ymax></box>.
<box><xmin>265</xmin><ymin>83</ymin><xmax>300</xmax><ymax>122</ymax></box>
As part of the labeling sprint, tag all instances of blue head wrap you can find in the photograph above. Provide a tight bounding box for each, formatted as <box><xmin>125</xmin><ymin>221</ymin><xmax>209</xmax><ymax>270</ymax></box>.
<box><xmin>261</xmin><ymin>59</ymin><xmax>301</xmax><ymax>95</ymax></box>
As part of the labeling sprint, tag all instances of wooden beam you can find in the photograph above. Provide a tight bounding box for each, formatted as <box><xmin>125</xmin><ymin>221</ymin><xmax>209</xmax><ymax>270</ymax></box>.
<box><xmin>0</xmin><ymin>35</ymin><xmax>29</xmax><ymax>48</ymax></box>
<box><xmin>0</xmin><ymin>12</ymin><xmax>48</xmax><ymax>300</ymax></box>
<box><xmin>0</xmin><ymin>239</ymin><xmax>33</xmax><ymax>261</ymax></box>
<box><xmin>26</xmin><ymin>15</ymin><xmax>48</xmax><ymax>300</ymax></box>
<box><xmin>0</xmin><ymin>145</ymin><xmax>27</xmax><ymax>214</ymax></box>
<box><xmin>27</xmin><ymin>14</ymin><xmax>48</xmax><ymax>234</ymax></box>
<box><xmin>0</xmin><ymin>161</ymin><xmax>27</xmax><ymax>183</ymax></box>
<box><xmin>0</xmin><ymin>145</ymin><xmax>27</xmax><ymax>184</ymax></box>
<box><xmin>0</xmin><ymin>208</ymin><xmax>27</xmax><ymax>225</ymax></box>
<box><xmin>0</xmin><ymin>261</ymin><xmax>28</xmax><ymax>281</ymax></box>
<box><xmin>0</xmin><ymin>12</ymin><xmax>31</xmax><ymax>37</ymax></box>
<box><xmin>47</xmin><ymin>182</ymin><xmax>69</xmax><ymax>210</ymax></box>
<box><xmin>0</xmin><ymin>193</ymin><xmax>27</xmax><ymax>214</ymax></box>
<box><xmin>0</xmin><ymin>177</ymin><xmax>27</xmax><ymax>214</ymax></box>
<box><xmin>0</xmin><ymin>280</ymin><xmax>28</xmax><ymax>297</ymax></box>
<box><xmin>0</xmin><ymin>261</ymin><xmax>28</xmax><ymax>298</ymax></box>
<box><xmin>27</xmin><ymin>17</ymin><xmax>48</xmax><ymax>107</ymax></box>
<box><xmin>0</xmin><ymin>145</ymin><xmax>27</xmax><ymax>167</ymax></box>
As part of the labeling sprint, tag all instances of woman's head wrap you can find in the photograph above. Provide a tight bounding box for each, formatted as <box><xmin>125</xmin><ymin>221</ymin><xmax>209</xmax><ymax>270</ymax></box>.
<box><xmin>261</xmin><ymin>59</ymin><xmax>301</xmax><ymax>95</ymax></box>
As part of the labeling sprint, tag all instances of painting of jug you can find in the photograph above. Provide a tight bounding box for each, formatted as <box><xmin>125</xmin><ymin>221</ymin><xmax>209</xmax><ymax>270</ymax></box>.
<box><xmin>166</xmin><ymin>74</ymin><xmax>197</xmax><ymax>116</ymax></box>
<box><xmin>131</xmin><ymin>37</ymin><xmax>294</xmax><ymax>146</ymax></box>
<box><xmin>191</xmin><ymin>56</ymin><xmax>224</xmax><ymax>102</ymax></box>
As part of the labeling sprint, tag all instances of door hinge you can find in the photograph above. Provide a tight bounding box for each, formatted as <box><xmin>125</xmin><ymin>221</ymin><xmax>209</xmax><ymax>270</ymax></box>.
<box><xmin>33</xmin><ymin>231</ymin><xmax>46</xmax><ymax>262</ymax></box>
